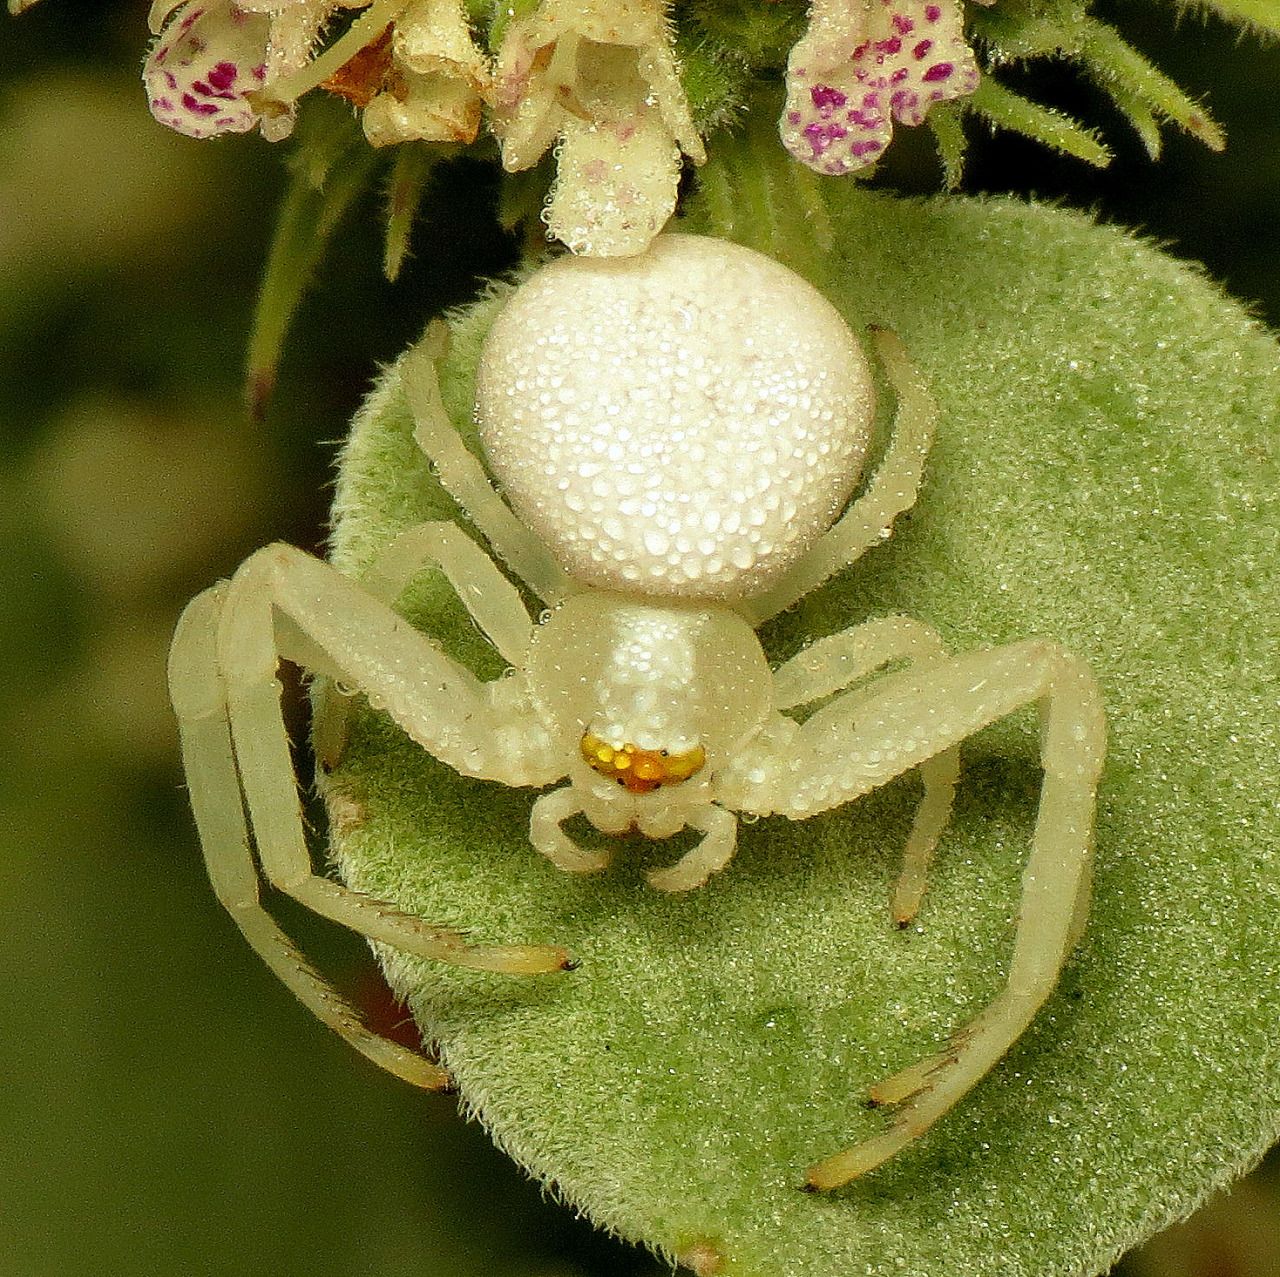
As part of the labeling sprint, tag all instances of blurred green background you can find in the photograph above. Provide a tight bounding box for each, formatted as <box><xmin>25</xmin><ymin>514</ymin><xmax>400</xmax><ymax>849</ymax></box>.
<box><xmin>1</xmin><ymin>2</ymin><xmax>1276</xmax><ymax>1274</ymax></box>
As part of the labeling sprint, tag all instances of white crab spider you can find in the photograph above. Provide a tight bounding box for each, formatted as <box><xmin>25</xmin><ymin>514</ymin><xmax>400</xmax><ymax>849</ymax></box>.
<box><xmin>168</xmin><ymin>234</ymin><xmax>1105</xmax><ymax>1189</ymax></box>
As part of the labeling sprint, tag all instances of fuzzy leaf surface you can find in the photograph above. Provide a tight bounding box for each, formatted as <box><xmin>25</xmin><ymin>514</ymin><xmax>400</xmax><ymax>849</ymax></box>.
<box><xmin>324</xmin><ymin>190</ymin><xmax>1280</xmax><ymax>1277</ymax></box>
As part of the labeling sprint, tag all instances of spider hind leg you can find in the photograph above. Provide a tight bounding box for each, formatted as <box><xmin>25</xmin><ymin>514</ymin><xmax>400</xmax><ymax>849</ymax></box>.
<box><xmin>773</xmin><ymin>638</ymin><xmax>1104</xmax><ymax>1189</ymax></box>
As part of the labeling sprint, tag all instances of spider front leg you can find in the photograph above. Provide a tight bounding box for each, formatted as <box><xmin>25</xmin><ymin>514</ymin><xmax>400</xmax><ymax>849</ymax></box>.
<box><xmin>762</xmin><ymin>638</ymin><xmax>1105</xmax><ymax>1188</ymax></box>
<box><xmin>530</xmin><ymin>787</ymin><xmax>614</xmax><ymax>875</ymax></box>
<box><xmin>312</xmin><ymin>519</ymin><xmax>538</xmax><ymax>772</ymax></box>
<box><xmin>400</xmin><ymin>324</ymin><xmax>576</xmax><ymax>607</ymax></box>
<box><xmin>771</xmin><ymin>615</ymin><xmax>959</xmax><ymax>925</ymax></box>
<box><xmin>645</xmin><ymin>806</ymin><xmax>738</xmax><ymax>892</ymax></box>
<box><xmin>169</xmin><ymin>542</ymin><xmax>572</xmax><ymax>1084</ymax></box>
<box><xmin>741</xmin><ymin>327</ymin><xmax>934</xmax><ymax>627</ymax></box>
<box><xmin>528</xmin><ymin>789</ymin><xmax>739</xmax><ymax>890</ymax></box>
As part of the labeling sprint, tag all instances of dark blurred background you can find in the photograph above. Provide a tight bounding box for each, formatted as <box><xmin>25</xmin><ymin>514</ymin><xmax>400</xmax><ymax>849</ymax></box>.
<box><xmin>1</xmin><ymin>2</ymin><xmax>1276</xmax><ymax>1274</ymax></box>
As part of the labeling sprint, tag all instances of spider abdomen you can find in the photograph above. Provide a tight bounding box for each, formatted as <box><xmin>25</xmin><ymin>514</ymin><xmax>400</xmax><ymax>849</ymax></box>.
<box><xmin>475</xmin><ymin>234</ymin><xmax>875</xmax><ymax>599</ymax></box>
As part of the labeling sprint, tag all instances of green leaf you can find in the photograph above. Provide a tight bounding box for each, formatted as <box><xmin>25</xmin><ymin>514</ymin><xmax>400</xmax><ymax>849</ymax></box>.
<box><xmin>245</xmin><ymin>99</ymin><xmax>380</xmax><ymax>420</ymax></box>
<box><xmin>1178</xmin><ymin>0</ymin><xmax>1280</xmax><ymax>37</ymax></box>
<box><xmin>382</xmin><ymin>143</ymin><xmax>448</xmax><ymax>284</ymax></box>
<box><xmin>927</xmin><ymin>103</ymin><xmax>970</xmax><ymax>189</ymax></box>
<box><xmin>675</xmin><ymin>30</ymin><xmax>751</xmax><ymax>132</ymax></box>
<box><xmin>966</xmin><ymin>78</ymin><xmax>1114</xmax><ymax>167</ymax></box>
<box><xmin>1078</xmin><ymin>17</ymin><xmax>1225</xmax><ymax>151</ymax></box>
<box><xmin>323</xmin><ymin>189</ymin><xmax>1280</xmax><ymax>1277</ymax></box>
<box><xmin>971</xmin><ymin>0</ymin><xmax>1093</xmax><ymax>61</ymax></box>
<box><xmin>1099</xmin><ymin>76</ymin><xmax>1165</xmax><ymax>159</ymax></box>
<box><xmin>967</xmin><ymin>2</ymin><xmax>1225</xmax><ymax>160</ymax></box>
<box><xmin>686</xmin><ymin>105</ymin><xmax>833</xmax><ymax>285</ymax></box>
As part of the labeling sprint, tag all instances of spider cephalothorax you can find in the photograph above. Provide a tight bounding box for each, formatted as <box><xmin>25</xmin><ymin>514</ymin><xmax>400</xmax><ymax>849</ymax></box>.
<box><xmin>169</xmin><ymin>234</ymin><xmax>1105</xmax><ymax>1188</ymax></box>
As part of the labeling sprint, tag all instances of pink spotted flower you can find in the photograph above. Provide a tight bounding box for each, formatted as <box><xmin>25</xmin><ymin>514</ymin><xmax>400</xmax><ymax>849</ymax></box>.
<box><xmin>781</xmin><ymin>0</ymin><xmax>981</xmax><ymax>175</ymax></box>
<box><xmin>143</xmin><ymin>2</ymin><xmax>273</xmax><ymax>139</ymax></box>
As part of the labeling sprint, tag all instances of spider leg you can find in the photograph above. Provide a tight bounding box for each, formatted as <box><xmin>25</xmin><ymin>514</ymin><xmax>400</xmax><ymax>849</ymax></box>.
<box><xmin>400</xmin><ymin>323</ymin><xmax>576</xmax><ymax>607</ymax></box>
<box><xmin>893</xmin><ymin>747</ymin><xmax>961</xmax><ymax>926</ymax></box>
<box><xmin>766</xmin><ymin>639</ymin><xmax>1104</xmax><ymax>1188</ymax></box>
<box><xmin>170</xmin><ymin>586</ymin><xmax>450</xmax><ymax>1090</ymax></box>
<box><xmin>646</xmin><ymin>805</ymin><xmax>738</xmax><ymax>892</ymax></box>
<box><xmin>769</xmin><ymin>615</ymin><xmax>959</xmax><ymax>924</ymax></box>
<box><xmin>175</xmin><ymin>543</ymin><xmax>570</xmax><ymax>984</ymax></box>
<box><xmin>530</xmin><ymin>787</ymin><xmax>613</xmax><ymax>874</ymax></box>
<box><xmin>741</xmin><ymin>329</ymin><xmax>935</xmax><ymax>625</ymax></box>
<box><xmin>313</xmin><ymin>519</ymin><xmax>537</xmax><ymax>771</ymax></box>
<box><xmin>1066</xmin><ymin>849</ymin><xmax>1093</xmax><ymax>954</ymax></box>
<box><xmin>358</xmin><ymin>520</ymin><xmax>534</xmax><ymax>664</ymax></box>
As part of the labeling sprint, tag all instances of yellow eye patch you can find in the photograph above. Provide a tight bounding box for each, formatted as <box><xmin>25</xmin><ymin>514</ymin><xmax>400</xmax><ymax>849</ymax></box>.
<box><xmin>580</xmin><ymin>733</ymin><xmax>706</xmax><ymax>794</ymax></box>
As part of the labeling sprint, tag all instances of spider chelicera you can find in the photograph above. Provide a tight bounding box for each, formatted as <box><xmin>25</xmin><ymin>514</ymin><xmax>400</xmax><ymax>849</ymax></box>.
<box><xmin>168</xmin><ymin>234</ymin><xmax>1105</xmax><ymax>1189</ymax></box>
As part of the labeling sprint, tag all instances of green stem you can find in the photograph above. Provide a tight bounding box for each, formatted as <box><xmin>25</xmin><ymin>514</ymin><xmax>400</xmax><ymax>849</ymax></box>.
<box><xmin>684</xmin><ymin>102</ymin><xmax>835</xmax><ymax>288</ymax></box>
<box><xmin>246</xmin><ymin>105</ymin><xmax>381</xmax><ymax>419</ymax></box>
<box><xmin>383</xmin><ymin>144</ymin><xmax>452</xmax><ymax>282</ymax></box>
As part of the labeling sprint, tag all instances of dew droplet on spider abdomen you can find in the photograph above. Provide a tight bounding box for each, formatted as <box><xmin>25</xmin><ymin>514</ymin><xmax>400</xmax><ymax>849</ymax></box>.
<box><xmin>474</xmin><ymin>234</ymin><xmax>876</xmax><ymax>600</ymax></box>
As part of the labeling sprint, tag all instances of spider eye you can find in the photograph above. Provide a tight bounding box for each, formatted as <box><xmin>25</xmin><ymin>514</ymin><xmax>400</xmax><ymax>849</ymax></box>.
<box><xmin>580</xmin><ymin>733</ymin><xmax>705</xmax><ymax>794</ymax></box>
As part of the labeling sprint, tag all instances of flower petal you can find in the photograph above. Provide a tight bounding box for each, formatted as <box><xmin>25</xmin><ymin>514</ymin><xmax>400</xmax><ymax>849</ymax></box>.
<box><xmin>143</xmin><ymin>1</ymin><xmax>271</xmax><ymax>139</ymax></box>
<box><xmin>782</xmin><ymin>0</ymin><xmax>980</xmax><ymax>175</ymax></box>
<box><xmin>571</xmin><ymin>0</ymin><xmax>704</xmax><ymax>163</ymax></box>
<box><xmin>492</xmin><ymin>0</ymin><xmax>703</xmax><ymax>170</ymax></box>
<box><xmin>393</xmin><ymin>0</ymin><xmax>488</xmax><ymax>89</ymax></box>
<box><xmin>545</xmin><ymin>107</ymin><xmax>683</xmax><ymax>255</ymax></box>
<box><xmin>148</xmin><ymin>0</ymin><xmax>185</xmax><ymax>34</ymax></box>
<box><xmin>491</xmin><ymin>9</ymin><xmax>581</xmax><ymax>170</ymax></box>
<box><xmin>363</xmin><ymin>73</ymin><xmax>483</xmax><ymax>146</ymax></box>
<box><xmin>357</xmin><ymin>0</ymin><xmax>488</xmax><ymax>147</ymax></box>
<box><xmin>491</xmin><ymin>0</ymin><xmax>701</xmax><ymax>256</ymax></box>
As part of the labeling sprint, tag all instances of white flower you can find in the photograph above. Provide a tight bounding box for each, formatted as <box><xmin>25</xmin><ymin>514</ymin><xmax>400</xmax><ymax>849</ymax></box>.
<box><xmin>233</xmin><ymin>0</ymin><xmax>363</xmax><ymax>91</ymax></box>
<box><xmin>782</xmin><ymin>0</ymin><xmax>980</xmax><ymax>175</ymax></box>
<box><xmin>492</xmin><ymin>0</ymin><xmax>705</xmax><ymax>257</ymax></box>
<box><xmin>361</xmin><ymin>0</ymin><xmax>491</xmax><ymax>147</ymax></box>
